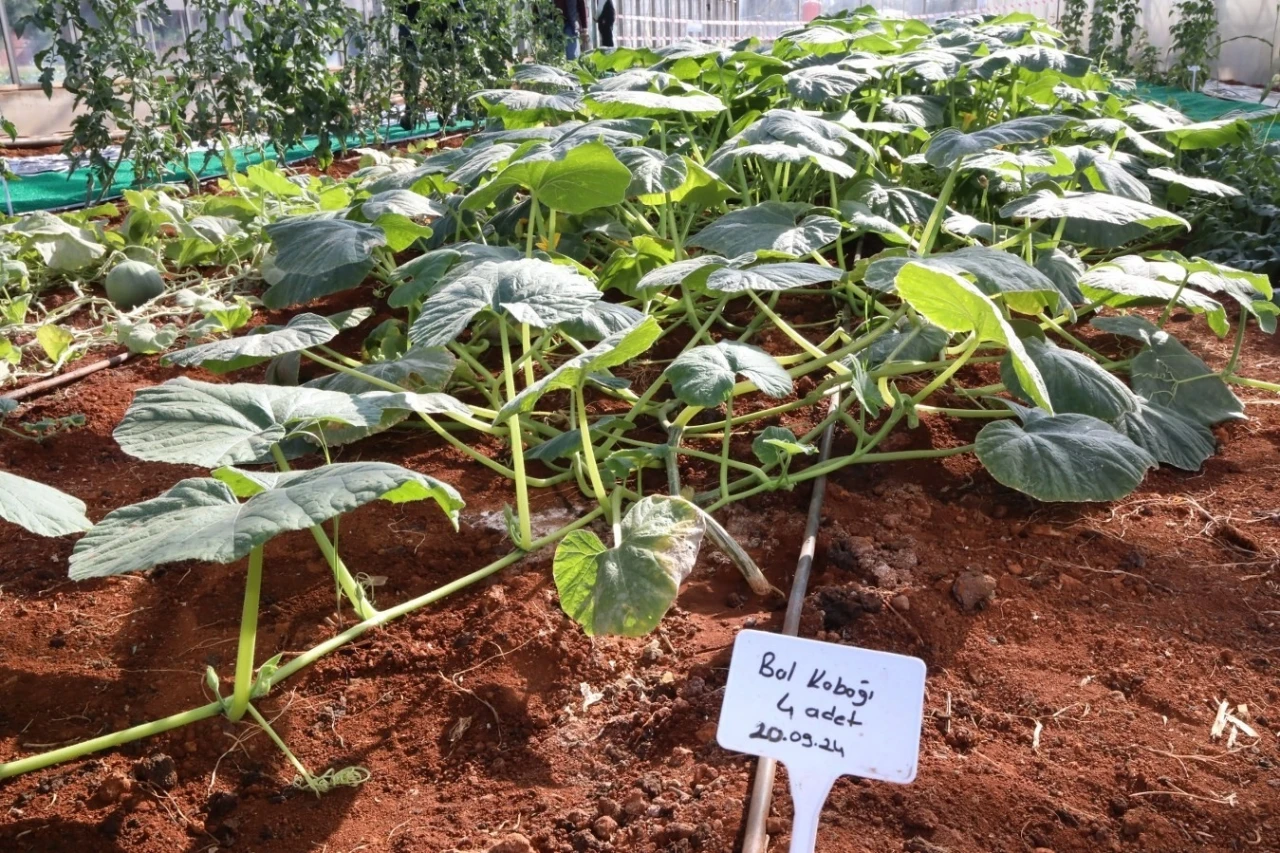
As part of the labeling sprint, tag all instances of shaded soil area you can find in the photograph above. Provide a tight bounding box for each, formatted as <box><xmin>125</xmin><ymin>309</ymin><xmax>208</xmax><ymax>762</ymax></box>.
<box><xmin>1</xmin><ymin>291</ymin><xmax>1279</xmax><ymax>853</ymax></box>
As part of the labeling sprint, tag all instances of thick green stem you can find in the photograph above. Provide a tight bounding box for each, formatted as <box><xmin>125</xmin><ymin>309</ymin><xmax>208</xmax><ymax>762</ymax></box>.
<box><xmin>521</xmin><ymin>323</ymin><xmax>536</xmax><ymax>388</ymax></box>
<box><xmin>0</xmin><ymin>703</ymin><xmax>224</xmax><ymax>781</ymax></box>
<box><xmin>919</xmin><ymin>158</ymin><xmax>963</xmax><ymax>256</ymax></box>
<box><xmin>525</xmin><ymin>194</ymin><xmax>538</xmax><ymax>258</ymax></box>
<box><xmin>0</xmin><ymin>508</ymin><xmax>607</xmax><ymax>782</ymax></box>
<box><xmin>911</xmin><ymin>334</ymin><xmax>979</xmax><ymax>404</ymax></box>
<box><xmin>227</xmin><ymin>545</ymin><xmax>265</xmax><ymax>722</ymax></box>
<box><xmin>271</xmin><ymin>445</ymin><xmax>378</xmax><ymax>619</ymax></box>
<box><xmin>1226</xmin><ymin>374</ymin><xmax>1280</xmax><ymax>393</ymax></box>
<box><xmin>498</xmin><ymin>320</ymin><xmax>533</xmax><ymax>549</ymax></box>
<box><xmin>301</xmin><ymin>350</ymin><xmax>498</xmax><ymax>435</ymax></box>
<box><xmin>1223</xmin><ymin>309</ymin><xmax>1248</xmax><ymax>376</ymax></box>
<box><xmin>575</xmin><ymin>385</ymin><xmax>609</xmax><ymax>505</ymax></box>
<box><xmin>719</xmin><ymin>397</ymin><xmax>733</xmax><ymax>499</ymax></box>
<box><xmin>1157</xmin><ymin>272</ymin><xmax>1191</xmax><ymax>328</ymax></box>
<box><xmin>244</xmin><ymin>703</ymin><xmax>314</xmax><ymax>785</ymax></box>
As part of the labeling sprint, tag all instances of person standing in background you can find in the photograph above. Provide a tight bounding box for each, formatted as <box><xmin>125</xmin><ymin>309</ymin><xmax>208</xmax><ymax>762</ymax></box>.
<box><xmin>595</xmin><ymin>0</ymin><xmax>615</xmax><ymax>49</ymax></box>
<box><xmin>554</xmin><ymin>0</ymin><xmax>589</xmax><ymax>59</ymax></box>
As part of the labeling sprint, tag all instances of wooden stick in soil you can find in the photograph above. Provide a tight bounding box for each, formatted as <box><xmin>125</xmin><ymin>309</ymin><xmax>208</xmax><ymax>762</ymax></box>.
<box><xmin>740</xmin><ymin>386</ymin><xmax>841</xmax><ymax>853</ymax></box>
<box><xmin>2</xmin><ymin>352</ymin><xmax>131</xmax><ymax>402</ymax></box>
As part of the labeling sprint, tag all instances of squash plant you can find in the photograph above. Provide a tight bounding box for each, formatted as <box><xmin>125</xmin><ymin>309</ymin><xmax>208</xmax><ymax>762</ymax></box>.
<box><xmin>4</xmin><ymin>6</ymin><xmax>1279</xmax><ymax>786</ymax></box>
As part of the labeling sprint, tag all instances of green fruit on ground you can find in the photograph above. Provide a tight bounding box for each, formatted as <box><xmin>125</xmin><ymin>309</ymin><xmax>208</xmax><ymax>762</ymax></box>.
<box><xmin>104</xmin><ymin>261</ymin><xmax>165</xmax><ymax>310</ymax></box>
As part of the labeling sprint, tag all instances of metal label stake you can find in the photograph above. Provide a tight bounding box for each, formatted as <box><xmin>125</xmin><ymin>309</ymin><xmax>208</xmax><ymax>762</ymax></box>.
<box><xmin>717</xmin><ymin>630</ymin><xmax>926</xmax><ymax>852</ymax></box>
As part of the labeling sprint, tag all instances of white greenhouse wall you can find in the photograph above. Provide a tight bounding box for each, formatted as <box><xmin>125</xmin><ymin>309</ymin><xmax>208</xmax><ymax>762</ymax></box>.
<box><xmin>1133</xmin><ymin>0</ymin><xmax>1277</xmax><ymax>87</ymax></box>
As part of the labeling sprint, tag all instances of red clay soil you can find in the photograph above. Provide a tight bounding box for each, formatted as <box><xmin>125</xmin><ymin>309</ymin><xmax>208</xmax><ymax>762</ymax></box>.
<box><xmin>1</xmin><ymin>294</ymin><xmax>1279</xmax><ymax>853</ymax></box>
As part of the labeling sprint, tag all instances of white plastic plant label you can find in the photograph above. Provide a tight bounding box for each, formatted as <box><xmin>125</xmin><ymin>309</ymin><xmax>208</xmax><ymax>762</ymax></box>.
<box><xmin>717</xmin><ymin>630</ymin><xmax>927</xmax><ymax>851</ymax></box>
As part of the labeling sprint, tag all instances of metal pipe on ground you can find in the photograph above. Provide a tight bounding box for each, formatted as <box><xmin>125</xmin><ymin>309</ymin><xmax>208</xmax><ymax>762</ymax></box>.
<box><xmin>739</xmin><ymin>386</ymin><xmax>842</xmax><ymax>853</ymax></box>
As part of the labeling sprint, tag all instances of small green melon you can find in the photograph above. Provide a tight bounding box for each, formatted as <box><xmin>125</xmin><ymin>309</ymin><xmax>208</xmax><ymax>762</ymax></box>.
<box><xmin>104</xmin><ymin>261</ymin><xmax>165</xmax><ymax>310</ymax></box>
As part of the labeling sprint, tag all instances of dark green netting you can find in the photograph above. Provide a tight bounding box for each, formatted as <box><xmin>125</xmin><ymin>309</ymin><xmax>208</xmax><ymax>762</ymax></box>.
<box><xmin>1135</xmin><ymin>83</ymin><xmax>1280</xmax><ymax>140</ymax></box>
<box><xmin>1</xmin><ymin>117</ymin><xmax>475</xmax><ymax>215</ymax></box>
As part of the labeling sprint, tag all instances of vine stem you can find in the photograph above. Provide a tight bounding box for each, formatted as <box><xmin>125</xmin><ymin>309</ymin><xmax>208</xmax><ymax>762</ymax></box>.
<box><xmin>244</xmin><ymin>703</ymin><xmax>314</xmax><ymax>786</ymax></box>
<box><xmin>1223</xmin><ymin>309</ymin><xmax>1248</xmax><ymax>376</ymax></box>
<box><xmin>0</xmin><ymin>507</ymin><xmax>606</xmax><ymax>782</ymax></box>
<box><xmin>227</xmin><ymin>545</ymin><xmax>264</xmax><ymax>722</ymax></box>
<box><xmin>911</xmin><ymin>333</ymin><xmax>979</xmax><ymax>404</ymax></box>
<box><xmin>719</xmin><ymin>397</ymin><xmax>733</xmax><ymax>499</ymax></box>
<box><xmin>918</xmin><ymin>157</ymin><xmax>963</xmax><ymax>256</ymax></box>
<box><xmin>300</xmin><ymin>350</ymin><xmax>498</xmax><ymax>434</ymax></box>
<box><xmin>1226</xmin><ymin>374</ymin><xmax>1280</xmax><ymax>393</ymax></box>
<box><xmin>271</xmin><ymin>446</ymin><xmax>378</xmax><ymax>620</ymax></box>
<box><xmin>498</xmin><ymin>320</ymin><xmax>534</xmax><ymax>550</ymax></box>
<box><xmin>574</xmin><ymin>384</ymin><xmax>609</xmax><ymax>506</ymax></box>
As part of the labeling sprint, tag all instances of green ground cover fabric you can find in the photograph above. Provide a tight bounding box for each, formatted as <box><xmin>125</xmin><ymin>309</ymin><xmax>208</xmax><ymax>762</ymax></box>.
<box><xmin>1136</xmin><ymin>83</ymin><xmax>1280</xmax><ymax>140</ymax></box>
<box><xmin>0</xmin><ymin>117</ymin><xmax>474</xmax><ymax>215</ymax></box>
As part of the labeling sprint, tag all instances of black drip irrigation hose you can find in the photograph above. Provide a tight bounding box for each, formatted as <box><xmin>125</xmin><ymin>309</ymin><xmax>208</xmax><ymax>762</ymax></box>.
<box><xmin>740</xmin><ymin>384</ymin><xmax>842</xmax><ymax>853</ymax></box>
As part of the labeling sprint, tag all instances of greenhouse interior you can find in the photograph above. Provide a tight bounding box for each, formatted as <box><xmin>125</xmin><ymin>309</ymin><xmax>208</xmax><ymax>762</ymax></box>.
<box><xmin>0</xmin><ymin>0</ymin><xmax>1279</xmax><ymax>851</ymax></box>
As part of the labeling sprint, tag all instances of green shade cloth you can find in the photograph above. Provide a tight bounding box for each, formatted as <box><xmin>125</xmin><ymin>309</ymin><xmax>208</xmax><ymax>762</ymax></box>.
<box><xmin>1135</xmin><ymin>83</ymin><xmax>1280</xmax><ymax>140</ymax></box>
<box><xmin>1</xmin><ymin>117</ymin><xmax>475</xmax><ymax>215</ymax></box>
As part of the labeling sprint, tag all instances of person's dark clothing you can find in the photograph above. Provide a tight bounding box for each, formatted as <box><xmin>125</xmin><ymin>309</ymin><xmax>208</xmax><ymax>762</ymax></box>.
<box><xmin>596</xmin><ymin>0</ymin><xmax>615</xmax><ymax>48</ymax></box>
<box><xmin>553</xmin><ymin>0</ymin><xmax>588</xmax><ymax>57</ymax></box>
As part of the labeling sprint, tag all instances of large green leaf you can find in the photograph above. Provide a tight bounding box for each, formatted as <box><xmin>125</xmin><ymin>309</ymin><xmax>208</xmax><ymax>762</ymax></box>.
<box><xmin>688</xmin><ymin>202</ymin><xmax>841</xmax><ymax>257</ymax></box>
<box><xmin>925</xmin><ymin>115</ymin><xmax>1073</xmax><ymax>168</ymax></box>
<box><xmin>783</xmin><ymin>66</ymin><xmax>871</xmax><ymax>104</ymax></box>
<box><xmin>975</xmin><ymin>408</ymin><xmax>1155</xmax><ymax>502</ymax></box>
<box><xmin>862</xmin><ymin>319</ymin><xmax>950</xmax><ymax>368</ymax></box>
<box><xmin>1080</xmin><ymin>257</ymin><xmax>1228</xmax><ymax>337</ymax></box>
<box><xmin>614</xmin><ymin>149</ymin><xmax>733</xmax><ymax>207</ymax></box>
<box><xmin>1146</xmin><ymin>167</ymin><xmax>1241</xmax><ymax>199</ymax></box>
<box><xmin>496</xmin><ymin>317</ymin><xmax>661</xmax><ymax>420</ymax></box>
<box><xmin>1151</xmin><ymin>254</ymin><xmax>1274</xmax><ymax>331</ymax></box>
<box><xmin>1160</xmin><ymin>118</ymin><xmax>1251</xmax><ymax>151</ymax></box>
<box><xmin>9</xmin><ymin>212</ymin><xmax>106</xmax><ymax>272</ymax></box>
<box><xmin>462</xmin><ymin>141</ymin><xmax>632</xmax><ymax>214</ymax></box>
<box><xmin>715</xmin><ymin>142</ymin><xmax>855</xmax><ymax>179</ymax></box>
<box><xmin>865</xmin><ymin>247</ymin><xmax>1064</xmax><ymax>315</ymax></box>
<box><xmin>69</xmin><ymin>463</ymin><xmax>463</xmax><ymax>580</ymax></box>
<box><xmin>846</xmin><ymin>178</ymin><xmax>938</xmax><ymax>225</ymax></box>
<box><xmin>633</xmin><ymin>255</ymin><xmax>729</xmax><ymax>294</ymax></box>
<box><xmin>879</xmin><ymin>95</ymin><xmax>946</xmax><ymax>128</ymax></box>
<box><xmin>360</xmin><ymin>190</ymin><xmax>447</xmax><ymax>221</ymax></box>
<box><xmin>0</xmin><ymin>471</ymin><xmax>92</xmax><ymax>537</ymax></box>
<box><xmin>558</xmin><ymin>302</ymin><xmax>646</xmax><ymax>341</ymax></box>
<box><xmin>261</xmin><ymin>217</ymin><xmax>387</xmax><ymax>309</ymax></box>
<box><xmin>704</xmin><ymin>261</ymin><xmax>843</xmax><ymax>294</ymax></box>
<box><xmin>511</xmin><ymin>63</ymin><xmax>582</xmax><ymax>92</ymax></box>
<box><xmin>967</xmin><ymin>45</ymin><xmax>1091</xmax><ymax>79</ymax></box>
<box><xmin>446</xmin><ymin>144</ymin><xmax>520</xmax><ymax>187</ymax></box>
<box><xmin>1113</xmin><ymin>399</ymin><xmax>1216</xmax><ymax>471</ymax></box>
<box><xmin>113</xmin><ymin>378</ymin><xmax>390</xmax><ymax>467</ymax></box>
<box><xmin>471</xmin><ymin>89</ymin><xmax>583</xmax><ymax>125</ymax></box>
<box><xmin>617</xmin><ymin>146</ymin><xmax>688</xmax><ymax>198</ymax></box>
<box><xmin>164</xmin><ymin>313</ymin><xmax>340</xmax><ymax>373</ymax></box>
<box><xmin>894</xmin><ymin>263</ymin><xmax>1052</xmax><ymax>411</ymax></box>
<box><xmin>1092</xmin><ymin>316</ymin><xmax>1245</xmax><ymax>426</ymax></box>
<box><xmin>553</xmin><ymin>495</ymin><xmax>705</xmax><ymax>637</ymax></box>
<box><xmin>583</xmin><ymin>89</ymin><xmax>725</xmax><ymax>118</ymax></box>
<box><xmin>408</xmin><ymin>259</ymin><xmax>601</xmax><ymax>347</ymax></box>
<box><xmin>999</xmin><ymin>189</ymin><xmax>1189</xmax><ymax>235</ymax></box>
<box><xmin>839</xmin><ymin>201</ymin><xmax>915</xmax><ymax>245</ymax></box>
<box><xmin>738</xmin><ymin>109</ymin><xmax>867</xmax><ymax>158</ymax></box>
<box><xmin>1000</xmin><ymin>337</ymin><xmax>1136</xmax><ymax>419</ymax></box>
<box><xmin>1131</xmin><ymin>333</ymin><xmax>1244</xmax><ymax>426</ymax></box>
<box><xmin>389</xmin><ymin>250</ymin><xmax>463</xmax><ymax>308</ymax></box>
<box><xmin>665</xmin><ymin>341</ymin><xmax>792</xmax><ymax>406</ymax></box>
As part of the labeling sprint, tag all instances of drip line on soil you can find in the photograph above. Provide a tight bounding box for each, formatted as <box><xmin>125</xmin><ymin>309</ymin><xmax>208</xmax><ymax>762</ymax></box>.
<box><xmin>740</xmin><ymin>384</ymin><xmax>842</xmax><ymax>853</ymax></box>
